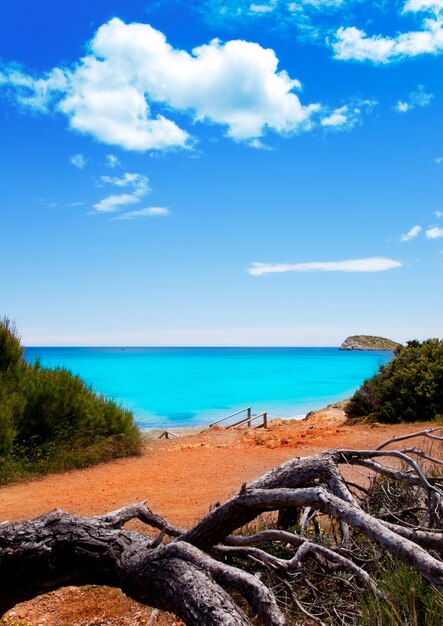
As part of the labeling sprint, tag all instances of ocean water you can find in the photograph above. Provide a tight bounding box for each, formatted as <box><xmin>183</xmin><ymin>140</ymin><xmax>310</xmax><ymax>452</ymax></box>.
<box><xmin>23</xmin><ymin>347</ymin><xmax>392</xmax><ymax>429</ymax></box>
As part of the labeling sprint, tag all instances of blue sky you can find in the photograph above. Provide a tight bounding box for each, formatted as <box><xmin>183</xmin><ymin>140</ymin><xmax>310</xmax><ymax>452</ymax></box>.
<box><xmin>1</xmin><ymin>0</ymin><xmax>442</xmax><ymax>346</ymax></box>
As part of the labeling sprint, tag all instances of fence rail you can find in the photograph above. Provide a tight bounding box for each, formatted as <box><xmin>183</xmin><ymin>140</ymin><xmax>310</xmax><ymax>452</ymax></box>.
<box><xmin>209</xmin><ymin>407</ymin><xmax>251</xmax><ymax>428</ymax></box>
<box><xmin>209</xmin><ymin>407</ymin><xmax>268</xmax><ymax>430</ymax></box>
<box><xmin>227</xmin><ymin>411</ymin><xmax>268</xmax><ymax>430</ymax></box>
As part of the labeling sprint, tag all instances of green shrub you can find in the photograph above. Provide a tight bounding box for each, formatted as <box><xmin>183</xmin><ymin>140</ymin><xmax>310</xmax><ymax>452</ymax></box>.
<box><xmin>0</xmin><ymin>318</ymin><xmax>23</xmax><ymax>373</ymax></box>
<box><xmin>0</xmin><ymin>318</ymin><xmax>142</xmax><ymax>483</ymax></box>
<box><xmin>346</xmin><ymin>339</ymin><xmax>443</xmax><ymax>423</ymax></box>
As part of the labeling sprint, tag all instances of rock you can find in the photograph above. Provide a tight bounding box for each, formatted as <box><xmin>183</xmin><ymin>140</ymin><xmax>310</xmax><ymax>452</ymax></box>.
<box><xmin>302</xmin><ymin>401</ymin><xmax>348</xmax><ymax>426</ymax></box>
<box><xmin>340</xmin><ymin>335</ymin><xmax>401</xmax><ymax>351</ymax></box>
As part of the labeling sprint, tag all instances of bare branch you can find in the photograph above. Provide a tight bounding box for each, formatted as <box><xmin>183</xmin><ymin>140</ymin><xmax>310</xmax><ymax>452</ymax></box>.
<box><xmin>97</xmin><ymin>502</ymin><xmax>183</xmax><ymax>537</ymax></box>
<box><xmin>183</xmin><ymin>487</ymin><xmax>443</xmax><ymax>587</ymax></box>
<box><xmin>375</xmin><ymin>428</ymin><xmax>443</xmax><ymax>450</ymax></box>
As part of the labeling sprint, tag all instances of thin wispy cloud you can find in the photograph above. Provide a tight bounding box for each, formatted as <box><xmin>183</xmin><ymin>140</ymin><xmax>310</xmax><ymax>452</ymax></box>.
<box><xmin>249</xmin><ymin>3</ymin><xmax>276</xmax><ymax>14</ymax></box>
<box><xmin>401</xmin><ymin>225</ymin><xmax>422</xmax><ymax>242</ymax></box>
<box><xmin>332</xmin><ymin>0</ymin><xmax>443</xmax><ymax>63</ymax></box>
<box><xmin>395</xmin><ymin>86</ymin><xmax>434</xmax><ymax>112</ymax></box>
<box><xmin>435</xmin><ymin>210</ymin><xmax>443</xmax><ymax>217</ymax></box>
<box><xmin>198</xmin><ymin>0</ymin><xmax>347</xmax><ymax>40</ymax></box>
<box><xmin>111</xmin><ymin>207</ymin><xmax>170</xmax><ymax>220</ymax></box>
<box><xmin>93</xmin><ymin>172</ymin><xmax>149</xmax><ymax>213</ymax></box>
<box><xmin>248</xmin><ymin>257</ymin><xmax>402</xmax><ymax>276</ymax></box>
<box><xmin>0</xmin><ymin>64</ymin><xmax>68</xmax><ymax>111</ymax></box>
<box><xmin>70</xmin><ymin>153</ymin><xmax>86</xmax><ymax>169</ymax></box>
<box><xmin>425</xmin><ymin>226</ymin><xmax>443</xmax><ymax>238</ymax></box>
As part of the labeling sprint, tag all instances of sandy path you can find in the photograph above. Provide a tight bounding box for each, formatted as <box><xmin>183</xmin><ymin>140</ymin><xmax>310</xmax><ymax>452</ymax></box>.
<box><xmin>0</xmin><ymin>429</ymin><xmax>298</xmax><ymax>527</ymax></box>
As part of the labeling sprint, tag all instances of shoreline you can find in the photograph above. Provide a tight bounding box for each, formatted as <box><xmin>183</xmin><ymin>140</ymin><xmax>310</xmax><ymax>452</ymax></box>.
<box><xmin>140</xmin><ymin>400</ymin><xmax>350</xmax><ymax>437</ymax></box>
<box><xmin>24</xmin><ymin>346</ymin><xmax>390</xmax><ymax>432</ymax></box>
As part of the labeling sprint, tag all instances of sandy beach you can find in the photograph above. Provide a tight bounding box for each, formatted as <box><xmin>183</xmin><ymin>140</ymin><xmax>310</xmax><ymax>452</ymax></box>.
<box><xmin>1</xmin><ymin>404</ymin><xmax>438</xmax><ymax>625</ymax></box>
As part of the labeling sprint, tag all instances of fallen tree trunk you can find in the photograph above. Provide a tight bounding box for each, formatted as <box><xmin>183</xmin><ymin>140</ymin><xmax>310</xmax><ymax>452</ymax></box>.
<box><xmin>1</xmin><ymin>429</ymin><xmax>442</xmax><ymax>625</ymax></box>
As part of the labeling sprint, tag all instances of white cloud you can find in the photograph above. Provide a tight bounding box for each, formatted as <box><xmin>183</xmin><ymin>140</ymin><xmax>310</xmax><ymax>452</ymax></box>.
<box><xmin>435</xmin><ymin>157</ymin><xmax>443</xmax><ymax>164</ymax></box>
<box><xmin>321</xmin><ymin>106</ymin><xmax>348</xmax><ymax>127</ymax></box>
<box><xmin>202</xmin><ymin>0</ymin><xmax>346</xmax><ymax>31</ymax></box>
<box><xmin>320</xmin><ymin>99</ymin><xmax>376</xmax><ymax>130</ymax></box>
<box><xmin>395</xmin><ymin>86</ymin><xmax>433</xmax><ymax>112</ymax></box>
<box><xmin>93</xmin><ymin>172</ymin><xmax>149</xmax><ymax>213</ymax></box>
<box><xmin>248</xmin><ymin>257</ymin><xmax>402</xmax><ymax>275</ymax></box>
<box><xmin>435</xmin><ymin>210</ymin><xmax>443</xmax><ymax>217</ymax></box>
<box><xmin>301</xmin><ymin>0</ymin><xmax>345</xmax><ymax>6</ymax></box>
<box><xmin>98</xmin><ymin>172</ymin><xmax>149</xmax><ymax>190</ymax></box>
<box><xmin>249</xmin><ymin>138</ymin><xmax>273</xmax><ymax>149</ymax></box>
<box><xmin>332</xmin><ymin>1</ymin><xmax>443</xmax><ymax>63</ymax></box>
<box><xmin>106</xmin><ymin>154</ymin><xmax>122</xmax><ymax>168</ymax></box>
<box><xmin>70</xmin><ymin>153</ymin><xmax>86</xmax><ymax>169</ymax></box>
<box><xmin>111</xmin><ymin>206</ymin><xmax>170</xmax><ymax>220</ymax></box>
<box><xmin>0</xmin><ymin>18</ymin><xmax>320</xmax><ymax>150</ymax></box>
<box><xmin>404</xmin><ymin>1</ymin><xmax>443</xmax><ymax>13</ymax></box>
<box><xmin>425</xmin><ymin>226</ymin><xmax>443</xmax><ymax>238</ymax></box>
<box><xmin>396</xmin><ymin>102</ymin><xmax>410</xmax><ymax>113</ymax></box>
<box><xmin>401</xmin><ymin>225</ymin><xmax>422</xmax><ymax>241</ymax></box>
<box><xmin>249</xmin><ymin>2</ymin><xmax>277</xmax><ymax>14</ymax></box>
<box><xmin>0</xmin><ymin>65</ymin><xmax>69</xmax><ymax>111</ymax></box>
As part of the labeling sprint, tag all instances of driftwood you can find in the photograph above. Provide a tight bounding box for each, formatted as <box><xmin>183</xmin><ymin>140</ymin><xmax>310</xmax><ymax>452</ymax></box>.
<box><xmin>1</xmin><ymin>429</ymin><xmax>442</xmax><ymax>624</ymax></box>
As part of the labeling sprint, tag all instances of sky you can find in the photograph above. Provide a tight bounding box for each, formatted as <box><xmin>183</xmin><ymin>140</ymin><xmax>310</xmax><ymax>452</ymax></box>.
<box><xmin>0</xmin><ymin>0</ymin><xmax>442</xmax><ymax>346</ymax></box>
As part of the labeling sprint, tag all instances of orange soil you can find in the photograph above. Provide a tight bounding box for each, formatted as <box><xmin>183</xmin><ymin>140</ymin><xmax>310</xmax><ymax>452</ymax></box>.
<box><xmin>1</xmin><ymin>406</ymin><xmax>437</xmax><ymax>625</ymax></box>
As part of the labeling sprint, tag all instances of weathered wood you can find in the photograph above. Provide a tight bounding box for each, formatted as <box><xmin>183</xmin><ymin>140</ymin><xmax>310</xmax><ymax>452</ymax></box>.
<box><xmin>0</xmin><ymin>511</ymin><xmax>274</xmax><ymax>625</ymax></box>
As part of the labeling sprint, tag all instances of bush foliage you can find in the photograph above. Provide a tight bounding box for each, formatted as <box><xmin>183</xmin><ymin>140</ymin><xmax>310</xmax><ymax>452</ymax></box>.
<box><xmin>346</xmin><ymin>338</ymin><xmax>443</xmax><ymax>423</ymax></box>
<box><xmin>0</xmin><ymin>318</ymin><xmax>141</xmax><ymax>483</ymax></box>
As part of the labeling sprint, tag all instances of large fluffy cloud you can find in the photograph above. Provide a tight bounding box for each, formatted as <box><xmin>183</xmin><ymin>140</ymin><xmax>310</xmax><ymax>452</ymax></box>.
<box><xmin>332</xmin><ymin>0</ymin><xmax>443</xmax><ymax>62</ymax></box>
<box><xmin>0</xmin><ymin>18</ymin><xmax>319</xmax><ymax>150</ymax></box>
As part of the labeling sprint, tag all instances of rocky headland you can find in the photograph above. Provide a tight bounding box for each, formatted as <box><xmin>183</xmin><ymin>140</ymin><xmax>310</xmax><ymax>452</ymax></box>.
<box><xmin>340</xmin><ymin>334</ymin><xmax>400</xmax><ymax>351</ymax></box>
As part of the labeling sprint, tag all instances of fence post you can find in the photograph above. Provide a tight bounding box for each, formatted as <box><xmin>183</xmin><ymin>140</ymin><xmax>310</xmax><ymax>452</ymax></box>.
<box><xmin>247</xmin><ymin>407</ymin><xmax>251</xmax><ymax>427</ymax></box>
<box><xmin>263</xmin><ymin>412</ymin><xmax>268</xmax><ymax>429</ymax></box>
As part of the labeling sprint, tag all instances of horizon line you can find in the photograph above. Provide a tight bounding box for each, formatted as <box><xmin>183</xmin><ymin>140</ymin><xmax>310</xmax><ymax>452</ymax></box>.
<box><xmin>23</xmin><ymin>344</ymin><xmax>395</xmax><ymax>350</ymax></box>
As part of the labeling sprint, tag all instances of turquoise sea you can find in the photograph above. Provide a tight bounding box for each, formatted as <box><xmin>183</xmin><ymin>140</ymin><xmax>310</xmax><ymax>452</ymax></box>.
<box><xmin>24</xmin><ymin>347</ymin><xmax>392</xmax><ymax>429</ymax></box>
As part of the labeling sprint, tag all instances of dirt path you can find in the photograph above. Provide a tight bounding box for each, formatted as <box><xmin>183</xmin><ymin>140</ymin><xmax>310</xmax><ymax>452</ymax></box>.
<box><xmin>0</xmin><ymin>429</ymin><xmax>299</xmax><ymax>528</ymax></box>
<box><xmin>1</xmin><ymin>408</ymin><xmax>436</xmax><ymax>625</ymax></box>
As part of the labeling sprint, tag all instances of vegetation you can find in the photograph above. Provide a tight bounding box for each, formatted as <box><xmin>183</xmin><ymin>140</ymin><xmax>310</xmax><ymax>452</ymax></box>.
<box><xmin>346</xmin><ymin>338</ymin><xmax>443</xmax><ymax>423</ymax></box>
<box><xmin>340</xmin><ymin>334</ymin><xmax>401</xmax><ymax>351</ymax></box>
<box><xmin>360</xmin><ymin>555</ymin><xmax>443</xmax><ymax>626</ymax></box>
<box><xmin>0</xmin><ymin>318</ymin><xmax>141</xmax><ymax>484</ymax></box>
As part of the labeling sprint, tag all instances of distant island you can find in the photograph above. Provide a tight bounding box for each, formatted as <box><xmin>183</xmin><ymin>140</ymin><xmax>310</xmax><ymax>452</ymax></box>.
<box><xmin>340</xmin><ymin>335</ymin><xmax>401</xmax><ymax>351</ymax></box>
